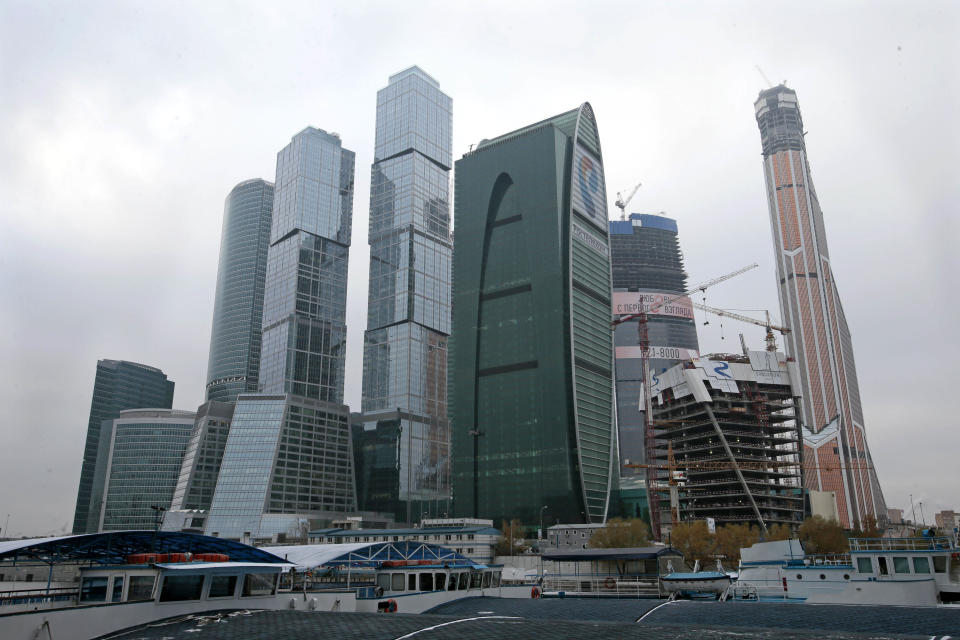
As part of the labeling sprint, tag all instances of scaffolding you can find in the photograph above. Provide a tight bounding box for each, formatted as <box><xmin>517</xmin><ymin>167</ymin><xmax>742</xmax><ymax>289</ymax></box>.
<box><xmin>651</xmin><ymin>354</ymin><xmax>804</xmax><ymax>532</ymax></box>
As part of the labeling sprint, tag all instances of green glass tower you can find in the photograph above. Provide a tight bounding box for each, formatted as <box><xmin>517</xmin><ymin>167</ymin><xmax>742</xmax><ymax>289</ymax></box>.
<box><xmin>450</xmin><ymin>103</ymin><xmax>616</xmax><ymax>525</ymax></box>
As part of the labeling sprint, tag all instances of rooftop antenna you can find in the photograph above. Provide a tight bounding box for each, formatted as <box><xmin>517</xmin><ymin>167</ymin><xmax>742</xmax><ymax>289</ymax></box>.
<box><xmin>755</xmin><ymin>65</ymin><xmax>773</xmax><ymax>89</ymax></box>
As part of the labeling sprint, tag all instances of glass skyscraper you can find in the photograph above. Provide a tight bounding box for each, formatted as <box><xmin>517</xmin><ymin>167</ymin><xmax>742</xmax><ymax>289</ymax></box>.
<box><xmin>98</xmin><ymin>409</ymin><xmax>195</xmax><ymax>531</ymax></box>
<box><xmin>450</xmin><ymin>104</ymin><xmax>617</xmax><ymax>525</ymax></box>
<box><xmin>205</xmin><ymin>179</ymin><xmax>274</xmax><ymax>403</ymax></box>
<box><xmin>169</xmin><ymin>400</ymin><xmax>234</xmax><ymax>513</ymax></box>
<box><xmin>73</xmin><ymin>359</ymin><xmax>175</xmax><ymax>534</ymax></box>
<box><xmin>755</xmin><ymin>85</ymin><xmax>886</xmax><ymax>528</ymax></box>
<box><xmin>608</xmin><ymin>213</ymin><xmax>699</xmax><ymax>472</ymax></box>
<box><xmin>205</xmin><ymin>127</ymin><xmax>358</xmax><ymax>541</ymax></box>
<box><xmin>357</xmin><ymin>67</ymin><xmax>453</xmax><ymax>522</ymax></box>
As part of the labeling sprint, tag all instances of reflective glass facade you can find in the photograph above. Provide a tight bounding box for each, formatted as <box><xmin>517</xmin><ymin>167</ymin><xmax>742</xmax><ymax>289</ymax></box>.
<box><xmin>608</xmin><ymin>214</ymin><xmax>698</xmax><ymax>471</ymax></box>
<box><xmin>755</xmin><ymin>86</ymin><xmax>886</xmax><ymax>528</ymax></box>
<box><xmin>204</xmin><ymin>126</ymin><xmax>357</xmax><ymax>540</ymax></box>
<box><xmin>170</xmin><ymin>401</ymin><xmax>234</xmax><ymax>511</ymax></box>
<box><xmin>99</xmin><ymin>409</ymin><xmax>195</xmax><ymax>531</ymax></box>
<box><xmin>259</xmin><ymin>128</ymin><xmax>354</xmax><ymax>403</ymax></box>
<box><xmin>450</xmin><ymin>104</ymin><xmax>616</xmax><ymax>525</ymax></box>
<box><xmin>204</xmin><ymin>394</ymin><xmax>355</xmax><ymax>539</ymax></box>
<box><xmin>73</xmin><ymin>360</ymin><xmax>175</xmax><ymax>534</ymax></box>
<box><xmin>206</xmin><ymin>179</ymin><xmax>274</xmax><ymax>403</ymax></box>
<box><xmin>359</xmin><ymin>67</ymin><xmax>452</xmax><ymax>522</ymax></box>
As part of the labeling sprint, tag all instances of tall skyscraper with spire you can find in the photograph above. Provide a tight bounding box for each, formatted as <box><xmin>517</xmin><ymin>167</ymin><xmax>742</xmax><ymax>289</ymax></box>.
<box><xmin>356</xmin><ymin>67</ymin><xmax>453</xmax><ymax>522</ymax></box>
<box><xmin>755</xmin><ymin>85</ymin><xmax>886</xmax><ymax>528</ymax></box>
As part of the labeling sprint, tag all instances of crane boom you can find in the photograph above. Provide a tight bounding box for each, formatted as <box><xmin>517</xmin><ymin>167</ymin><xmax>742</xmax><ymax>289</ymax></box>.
<box><xmin>692</xmin><ymin>302</ymin><xmax>790</xmax><ymax>352</ymax></box>
<box><xmin>614</xmin><ymin>181</ymin><xmax>642</xmax><ymax>221</ymax></box>
<box><xmin>611</xmin><ymin>263</ymin><xmax>759</xmax><ymax>327</ymax></box>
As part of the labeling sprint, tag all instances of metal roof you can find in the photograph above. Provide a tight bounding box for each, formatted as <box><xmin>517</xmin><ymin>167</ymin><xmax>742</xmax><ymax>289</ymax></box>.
<box><xmin>261</xmin><ymin>540</ymin><xmax>482</xmax><ymax>569</ymax></box>
<box><xmin>542</xmin><ymin>546</ymin><xmax>682</xmax><ymax>561</ymax></box>
<box><xmin>0</xmin><ymin>531</ymin><xmax>287</xmax><ymax>565</ymax></box>
<box><xmin>308</xmin><ymin>525</ymin><xmax>499</xmax><ymax>537</ymax></box>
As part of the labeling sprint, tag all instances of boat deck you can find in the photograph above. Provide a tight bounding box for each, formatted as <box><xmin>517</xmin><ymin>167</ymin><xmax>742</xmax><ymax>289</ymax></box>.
<box><xmin>108</xmin><ymin>598</ymin><xmax>960</xmax><ymax>639</ymax></box>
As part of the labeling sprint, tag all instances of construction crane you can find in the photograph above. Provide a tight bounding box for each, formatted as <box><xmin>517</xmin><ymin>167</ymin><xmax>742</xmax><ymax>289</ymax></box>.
<box><xmin>610</xmin><ymin>263</ymin><xmax>758</xmax><ymax>540</ymax></box>
<box><xmin>614</xmin><ymin>181</ymin><xmax>642</xmax><ymax>221</ymax></box>
<box><xmin>692</xmin><ymin>303</ymin><xmax>791</xmax><ymax>352</ymax></box>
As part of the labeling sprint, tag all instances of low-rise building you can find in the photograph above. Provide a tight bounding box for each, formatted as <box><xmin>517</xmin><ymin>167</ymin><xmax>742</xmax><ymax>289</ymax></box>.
<box><xmin>305</xmin><ymin>518</ymin><xmax>499</xmax><ymax>564</ymax></box>
<box><xmin>544</xmin><ymin>523</ymin><xmax>605</xmax><ymax>550</ymax></box>
<box><xmin>934</xmin><ymin>510</ymin><xmax>959</xmax><ymax>532</ymax></box>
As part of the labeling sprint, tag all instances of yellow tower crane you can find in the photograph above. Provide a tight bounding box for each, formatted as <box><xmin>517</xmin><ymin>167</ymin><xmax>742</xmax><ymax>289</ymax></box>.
<box><xmin>693</xmin><ymin>303</ymin><xmax>791</xmax><ymax>352</ymax></box>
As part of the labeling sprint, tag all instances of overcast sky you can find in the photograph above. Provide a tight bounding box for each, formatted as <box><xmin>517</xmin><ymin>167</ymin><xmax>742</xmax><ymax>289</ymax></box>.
<box><xmin>1</xmin><ymin>1</ymin><xmax>957</xmax><ymax>537</ymax></box>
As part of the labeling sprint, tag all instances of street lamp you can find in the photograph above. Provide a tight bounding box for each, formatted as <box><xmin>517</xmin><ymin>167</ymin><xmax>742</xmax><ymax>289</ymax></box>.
<box><xmin>539</xmin><ymin>505</ymin><xmax>548</xmax><ymax>580</ymax></box>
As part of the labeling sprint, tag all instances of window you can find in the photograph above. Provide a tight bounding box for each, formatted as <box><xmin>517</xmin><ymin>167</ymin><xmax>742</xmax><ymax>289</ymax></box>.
<box><xmin>448</xmin><ymin>574</ymin><xmax>457</xmax><ymax>591</ymax></box>
<box><xmin>482</xmin><ymin>572</ymin><xmax>492</xmax><ymax>588</ymax></box>
<box><xmin>80</xmin><ymin>577</ymin><xmax>108</xmax><ymax>603</ymax></box>
<box><xmin>856</xmin><ymin>558</ymin><xmax>873</xmax><ymax>573</ymax></box>
<box><xmin>408</xmin><ymin>574</ymin><xmax>416</xmax><ymax>590</ymax></box>
<box><xmin>419</xmin><ymin>573</ymin><xmax>433</xmax><ymax>591</ymax></box>
<box><xmin>933</xmin><ymin>556</ymin><xmax>947</xmax><ymax>573</ymax></box>
<box><xmin>209</xmin><ymin>575</ymin><xmax>238</xmax><ymax>598</ymax></box>
<box><xmin>128</xmin><ymin>576</ymin><xmax>155</xmax><ymax>601</ymax></box>
<box><xmin>878</xmin><ymin>557</ymin><xmax>889</xmax><ymax>575</ymax></box>
<box><xmin>160</xmin><ymin>575</ymin><xmax>204</xmax><ymax>602</ymax></box>
<box><xmin>392</xmin><ymin>573</ymin><xmax>405</xmax><ymax>591</ymax></box>
<box><xmin>435</xmin><ymin>573</ymin><xmax>445</xmax><ymax>589</ymax></box>
<box><xmin>242</xmin><ymin>573</ymin><xmax>276</xmax><ymax>596</ymax></box>
<box><xmin>470</xmin><ymin>573</ymin><xmax>482</xmax><ymax>589</ymax></box>
<box><xmin>377</xmin><ymin>573</ymin><xmax>391</xmax><ymax>591</ymax></box>
<box><xmin>893</xmin><ymin>557</ymin><xmax>910</xmax><ymax>574</ymax></box>
<box><xmin>458</xmin><ymin>572</ymin><xmax>469</xmax><ymax>590</ymax></box>
<box><xmin>112</xmin><ymin>576</ymin><xmax>124</xmax><ymax>602</ymax></box>
<box><xmin>493</xmin><ymin>571</ymin><xmax>501</xmax><ymax>587</ymax></box>
<box><xmin>913</xmin><ymin>557</ymin><xmax>930</xmax><ymax>574</ymax></box>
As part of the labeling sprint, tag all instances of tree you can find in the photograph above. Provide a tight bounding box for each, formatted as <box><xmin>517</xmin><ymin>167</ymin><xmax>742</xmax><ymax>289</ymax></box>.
<box><xmin>714</xmin><ymin>523</ymin><xmax>760</xmax><ymax>564</ymax></box>
<box><xmin>797</xmin><ymin>516</ymin><xmax>848</xmax><ymax>554</ymax></box>
<box><xmin>764</xmin><ymin>523</ymin><xmax>794</xmax><ymax>541</ymax></box>
<box><xmin>494</xmin><ymin>519</ymin><xmax>527</xmax><ymax>556</ymax></box>
<box><xmin>850</xmin><ymin>515</ymin><xmax>882</xmax><ymax>539</ymax></box>
<box><xmin>588</xmin><ymin>518</ymin><xmax>650</xmax><ymax>549</ymax></box>
<box><xmin>669</xmin><ymin>521</ymin><xmax>715</xmax><ymax>565</ymax></box>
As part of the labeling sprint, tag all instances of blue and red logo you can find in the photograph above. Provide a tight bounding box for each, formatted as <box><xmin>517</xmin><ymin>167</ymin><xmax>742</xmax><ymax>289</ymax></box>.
<box><xmin>577</xmin><ymin>153</ymin><xmax>601</xmax><ymax>218</ymax></box>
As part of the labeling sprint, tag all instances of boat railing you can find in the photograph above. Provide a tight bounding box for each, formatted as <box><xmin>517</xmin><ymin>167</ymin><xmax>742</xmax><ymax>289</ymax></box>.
<box><xmin>542</xmin><ymin>573</ymin><xmax>661</xmax><ymax>597</ymax></box>
<box><xmin>802</xmin><ymin>553</ymin><xmax>851</xmax><ymax>566</ymax></box>
<box><xmin>849</xmin><ymin>537</ymin><xmax>955</xmax><ymax>552</ymax></box>
<box><xmin>0</xmin><ymin>586</ymin><xmax>79</xmax><ymax>607</ymax></box>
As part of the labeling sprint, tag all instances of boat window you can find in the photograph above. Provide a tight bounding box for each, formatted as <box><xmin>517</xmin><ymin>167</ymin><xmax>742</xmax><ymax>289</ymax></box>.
<box><xmin>128</xmin><ymin>576</ymin><xmax>155</xmax><ymax>601</ymax></box>
<box><xmin>458</xmin><ymin>572</ymin><xmax>469</xmax><ymax>590</ymax></box>
<box><xmin>160</xmin><ymin>575</ymin><xmax>205</xmax><ymax>602</ymax></box>
<box><xmin>912</xmin><ymin>557</ymin><xmax>930</xmax><ymax>574</ymax></box>
<box><xmin>933</xmin><ymin>556</ymin><xmax>947</xmax><ymax>573</ymax></box>
<box><xmin>435</xmin><ymin>573</ymin><xmax>445</xmax><ymax>589</ymax></box>
<box><xmin>448</xmin><ymin>573</ymin><xmax>457</xmax><ymax>591</ymax></box>
<box><xmin>419</xmin><ymin>573</ymin><xmax>433</xmax><ymax>591</ymax></box>
<box><xmin>112</xmin><ymin>576</ymin><xmax>124</xmax><ymax>602</ymax></box>
<box><xmin>242</xmin><ymin>573</ymin><xmax>277</xmax><ymax>597</ymax></box>
<box><xmin>482</xmin><ymin>572</ymin><xmax>492</xmax><ymax>588</ymax></box>
<box><xmin>408</xmin><ymin>574</ymin><xmax>417</xmax><ymax>591</ymax></box>
<box><xmin>856</xmin><ymin>557</ymin><xmax>873</xmax><ymax>573</ymax></box>
<box><xmin>377</xmin><ymin>573</ymin><xmax>391</xmax><ymax>591</ymax></box>
<box><xmin>493</xmin><ymin>571</ymin><xmax>501</xmax><ymax>587</ymax></box>
<box><xmin>893</xmin><ymin>557</ymin><xmax>910</xmax><ymax>574</ymax></box>
<box><xmin>878</xmin><ymin>557</ymin><xmax>889</xmax><ymax>575</ymax></box>
<box><xmin>209</xmin><ymin>575</ymin><xmax>238</xmax><ymax>598</ymax></box>
<box><xmin>470</xmin><ymin>572</ymin><xmax>482</xmax><ymax>589</ymax></box>
<box><xmin>392</xmin><ymin>573</ymin><xmax>405</xmax><ymax>591</ymax></box>
<box><xmin>80</xmin><ymin>577</ymin><xmax>108</xmax><ymax>603</ymax></box>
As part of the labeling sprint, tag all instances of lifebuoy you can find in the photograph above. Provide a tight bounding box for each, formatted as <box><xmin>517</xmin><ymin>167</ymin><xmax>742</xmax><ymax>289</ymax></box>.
<box><xmin>603</xmin><ymin>577</ymin><xmax>616</xmax><ymax>590</ymax></box>
<box><xmin>531</xmin><ymin>586</ymin><xmax>541</xmax><ymax>599</ymax></box>
<box><xmin>386</xmin><ymin>598</ymin><xmax>398</xmax><ymax>613</ymax></box>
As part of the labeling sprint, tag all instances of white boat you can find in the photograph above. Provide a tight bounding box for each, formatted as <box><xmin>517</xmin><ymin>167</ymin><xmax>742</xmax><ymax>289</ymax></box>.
<box><xmin>725</xmin><ymin>535</ymin><xmax>960</xmax><ymax>605</ymax></box>
<box><xmin>661</xmin><ymin>560</ymin><xmax>732</xmax><ymax>597</ymax></box>
<box><xmin>0</xmin><ymin>532</ymin><xmax>529</xmax><ymax>640</ymax></box>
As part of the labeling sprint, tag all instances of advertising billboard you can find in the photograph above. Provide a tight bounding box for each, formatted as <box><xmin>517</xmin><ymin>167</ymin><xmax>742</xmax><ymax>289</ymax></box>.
<box><xmin>612</xmin><ymin>291</ymin><xmax>694</xmax><ymax>318</ymax></box>
<box><xmin>571</xmin><ymin>144</ymin><xmax>608</xmax><ymax>230</ymax></box>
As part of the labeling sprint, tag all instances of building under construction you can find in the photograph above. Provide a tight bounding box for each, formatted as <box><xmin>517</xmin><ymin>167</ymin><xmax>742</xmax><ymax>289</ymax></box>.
<box><xmin>649</xmin><ymin>351</ymin><xmax>804</xmax><ymax>531</ymax></box>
